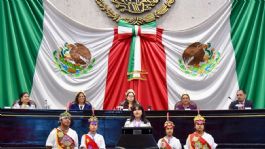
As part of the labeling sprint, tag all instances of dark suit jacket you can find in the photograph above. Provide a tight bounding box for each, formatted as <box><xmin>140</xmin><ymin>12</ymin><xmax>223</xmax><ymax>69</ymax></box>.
<box><xmin>69</xmin><ymin>103</ymin><xmax>92</xmax><ymax>110</ymax></box>
<box><xmin>229</xmin><ymin>100</ymin><xmax>253</xmax><ymax>110</ymax></box>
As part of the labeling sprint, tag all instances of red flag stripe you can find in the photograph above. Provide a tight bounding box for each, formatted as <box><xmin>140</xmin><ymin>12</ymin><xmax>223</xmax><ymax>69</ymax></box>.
<box><xmin>104</xmin><ymin>28</ymin><xmax>168</xmax><ymax>110</ymax></box>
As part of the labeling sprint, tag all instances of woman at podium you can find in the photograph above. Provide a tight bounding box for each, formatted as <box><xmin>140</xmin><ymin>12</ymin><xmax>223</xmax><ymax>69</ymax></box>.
<box><xmin>124</xmin><ymin>104</ymin><xmax>151</xmax><ymax>127</ymax></box>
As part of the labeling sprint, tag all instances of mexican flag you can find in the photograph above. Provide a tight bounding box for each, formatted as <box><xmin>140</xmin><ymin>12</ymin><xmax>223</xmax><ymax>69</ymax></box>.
<box><xmin>1</xmin><ymin>0</ymin><xmax>264</xmax><ymax>110</ymax></box>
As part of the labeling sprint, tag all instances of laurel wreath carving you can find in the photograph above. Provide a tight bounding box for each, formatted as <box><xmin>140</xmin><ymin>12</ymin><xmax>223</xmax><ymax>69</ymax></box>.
<box><xmin>111</xmin><ymin>0</ymin><xmax>160</xmax><ymax>14</ymax></box>
<box><xmin>95</xmin><ymin>0</ymin><xmax>175</xmax><ymax>25</ymax></box>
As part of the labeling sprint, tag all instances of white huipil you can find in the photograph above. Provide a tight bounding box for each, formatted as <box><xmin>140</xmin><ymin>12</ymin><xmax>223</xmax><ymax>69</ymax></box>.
<box><xmin>80</xmin><ymin>132</ymin><xmax>106</xmax><ymax>149</ymax></box>
<box><xmin>124</xmin><ymin>119</ymin><xmax>151</xmax><ymax>127</ymax></box>
<box><xmin>184</xmin><ymin>132</ymin><xmax>217</xmax><ymax>149</ymax></box>
<box><xmin>157</xmin><ymin>136</ymin><xmax>182</xmax><ymax>149</ymax></box>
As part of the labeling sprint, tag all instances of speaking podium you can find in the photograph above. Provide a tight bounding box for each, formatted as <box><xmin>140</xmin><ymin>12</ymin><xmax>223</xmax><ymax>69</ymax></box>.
<box><xmin>115</xmin><ymin>127</ymin><xmax>158</xmax><ymax>149</ymax></box>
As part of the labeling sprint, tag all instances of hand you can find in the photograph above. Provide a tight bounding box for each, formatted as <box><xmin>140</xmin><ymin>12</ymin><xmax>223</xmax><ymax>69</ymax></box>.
<box><xmin>161</xmin><ymin>139</ymin><xmax>166</xmax><ymax>148</ymax></box>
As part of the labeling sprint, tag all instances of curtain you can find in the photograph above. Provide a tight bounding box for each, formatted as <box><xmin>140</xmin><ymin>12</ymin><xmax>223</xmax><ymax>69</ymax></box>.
<box><xmin>230</xmin><ymin>0</ymin><xmax>265</xmax><ymax>108</ymax></box>
<box><xmin>0</xmin><ymin>0</ymin><xmax>44</xmax><ymax>107</ymax></box>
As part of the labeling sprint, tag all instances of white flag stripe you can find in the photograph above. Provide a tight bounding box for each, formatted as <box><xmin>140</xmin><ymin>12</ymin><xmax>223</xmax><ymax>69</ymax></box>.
<box><xmin>140</xmin><ymin>27</ymin><xmax>156</xmax><ymax>34</ymax></box>
<box><xmin>163</xmin><ymin>1</ymin><xmax>238</xmax><ymax>109</ymax></box>
<box><xmin>30</xmin><ymin>0</ymin><xmax>114</xmax><ymax>109</ymax></box>
<box><xmin>133</xmin><ymin>26</ymin><xmax>141</xmax><ymax>78</ymax></box>
<box><xmin>118</xmin><ymin>26</ymin><xmax>132</xmax><ymax>34</ymax></box>
<box><xmin>30</xmin><ymin>0</ymin><xmax>239</xmax><ymax>110</ymax></box>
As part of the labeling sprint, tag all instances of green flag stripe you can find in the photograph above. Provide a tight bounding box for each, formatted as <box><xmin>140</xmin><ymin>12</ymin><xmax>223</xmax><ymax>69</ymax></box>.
<box><xmin>128</xmin><ymin>34</ymin><xmax>136</xmax><ymax>79</ymax></box>
<box><xmin>230</xmin><ymin>0</ymin><xmax>265</xmax><ymax>108</ymax></box>
<box><xmin>0</xmin><ymin>0</ymin><xmax>44</xmax><ymax>107</ymax></box>
<box><xmin>141</xmin><ymin>21</ymin><xmax>157</xmax><ymax>28</ymax></box>
<box><xmin>118</xmin><ymin>20</ymin><xmax>157</xmax><ymax>79</ymax></box>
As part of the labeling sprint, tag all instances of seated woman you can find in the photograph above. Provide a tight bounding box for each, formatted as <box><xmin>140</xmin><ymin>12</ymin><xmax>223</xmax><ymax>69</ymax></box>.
<box><xmin>69</xmin><ymin>91</ymin><xmax>92</xmax><ymax>110</ymax></box>
<box><xmin>174</xmin><ymin>94</ymin><xmax>197</xmax><ymax>110</ymax></box>
<box><xmin>12</xmin><ymin>92</ymin><xmax>36</xmax><ymax>109</ymax></box>
<box><xmin>119</xmin><ymin>89</ymin><xmax>140</xmax><ymax>110</ymax></box>
<box><xmin>124</xmin><ymin>104</ymin><xmax>151</xmax><ymax>127</ymax></box>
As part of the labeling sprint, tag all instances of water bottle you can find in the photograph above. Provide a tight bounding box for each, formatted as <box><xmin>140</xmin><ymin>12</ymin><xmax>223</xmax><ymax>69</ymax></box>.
<box><xmin>44</xmin><ymin>100</ymin><xmax>49</xmax><ymax>109</ymax></box>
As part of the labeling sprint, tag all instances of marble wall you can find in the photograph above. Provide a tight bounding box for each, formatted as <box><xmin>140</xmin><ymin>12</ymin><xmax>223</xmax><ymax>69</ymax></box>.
<box><xmin>48</xmin><ymin>0</ymin><xmax>225</xmax><ymax>30</ymax></box>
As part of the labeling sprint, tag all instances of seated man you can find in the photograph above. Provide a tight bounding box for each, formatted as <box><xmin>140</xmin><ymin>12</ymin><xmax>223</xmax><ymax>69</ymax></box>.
<box><xmin>46</xmin><ymin>111</ymin><xmax>78</xmax><ymax>149</ymax></box>
<box><xmin>157</xmin><ymin>113</ymin><xmax>182</xmax><ymax>149</ymax></box>
<box><xmin>80</xmin><ymin>114</ymin><xmax>106</xmax><ymax>149</ymax></box>
<box><xmin>229</xmin><ymin>90</ymin><xmax>253</xmax><ymax>110</ymax></box>
<box><xmin>174</xmin><ymin>94</ymin><xmax>197</xmax><ymax>110</ymax></box>
<box><xmin>184</xmin><ymin>114</ymin><xmax>217</xmax><ymax>149</ymax></box>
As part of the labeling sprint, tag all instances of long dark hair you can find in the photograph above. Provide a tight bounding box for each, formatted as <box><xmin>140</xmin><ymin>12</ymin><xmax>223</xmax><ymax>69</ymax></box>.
<box><xmin>129</xmin><ymin>104</ymin><xmax>149</xmax><ymax>123</ymax></box>
<box><xmin>74</xmin><ymin>92</ymin><xmax>87</xmax><ymax>104</ymax></box>
<box><xmin>18</xmin><ymin>92</ymin><xmax>30</xmax><ymax>106</ymax></box>
<box><xmin>123</xmin><ymin>91</ymin><xmax>138</xmax><ymax>109</ymax></box>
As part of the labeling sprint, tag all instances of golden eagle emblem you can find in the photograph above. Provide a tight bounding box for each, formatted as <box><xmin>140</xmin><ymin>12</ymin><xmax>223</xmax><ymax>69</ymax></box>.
<box><xmin>178</xmin><ymin>42</ymin><xmax>221</xmax><ymax>77</ymax></box>
<box><xmin>53</xmin><ymin>43</ymin><xmax>96</xmax><ymax>77</ymax></box>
